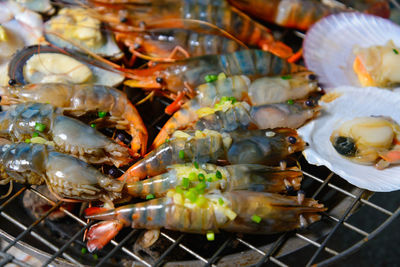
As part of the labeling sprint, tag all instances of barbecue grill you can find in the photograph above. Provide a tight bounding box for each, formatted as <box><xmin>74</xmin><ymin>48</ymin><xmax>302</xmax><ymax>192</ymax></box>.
<box><xmin>1</xmin><ymin>1</ymin><xmax>400</xmax><ymax>266</ymax></box>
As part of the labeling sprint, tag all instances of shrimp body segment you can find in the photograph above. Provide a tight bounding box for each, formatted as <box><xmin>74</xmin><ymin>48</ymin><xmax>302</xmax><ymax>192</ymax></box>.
<box><xmin>126</xmin><ymin>163</ymin><xmax>303</xmax><ymax>197</ymax></box>
<box><xmin>0</xmin><ymin>103</ymin><xmax>131</xmax><ymax>166</ymax></box>
<box><xmin>0</xmin><ymin>143</ymin><xmax>124</xmax><ymax>202</ymax></box>
<box><xmin>121</xmin><ymin>128</ymin><xmax>305</xmax><ymax>181</ymax></box>
<box><xmin>0</xmin><ymin>83</ymin><xmax>148</xmax><ymax>155</ymax></box>
<box><xmin>85</xmin><ymin>190</ymin><xmax>326</xmax><ymax>251</ymax></box>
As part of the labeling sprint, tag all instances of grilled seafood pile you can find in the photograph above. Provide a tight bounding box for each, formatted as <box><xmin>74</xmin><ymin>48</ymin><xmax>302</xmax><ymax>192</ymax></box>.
<box><xmin>8</xmin><ymin>0</ymin><xmax>395</xmax><ymax>260</ymax></box>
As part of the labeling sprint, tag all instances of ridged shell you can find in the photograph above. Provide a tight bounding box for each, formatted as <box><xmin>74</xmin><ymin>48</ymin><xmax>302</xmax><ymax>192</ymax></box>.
<box><xmin>298</xmin><ymin>86</ymin><xmax>400</xmax><ymax>192</ymax></box>
<box><xmin>303</xmin><ymin>12</ymin><xmax>400</xmax><ymax>90</ymax></box>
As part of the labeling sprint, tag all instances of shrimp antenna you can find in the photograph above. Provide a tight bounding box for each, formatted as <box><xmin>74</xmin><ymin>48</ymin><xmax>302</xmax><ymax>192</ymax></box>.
<box><xmin>0</xmin><ymin>181</ymin><xmax>13</xmax><ymax>200</ymax></box>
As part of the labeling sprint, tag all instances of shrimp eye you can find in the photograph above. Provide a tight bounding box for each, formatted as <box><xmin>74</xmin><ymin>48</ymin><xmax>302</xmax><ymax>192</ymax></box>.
<box><xmin>288</xmin><ymin>136</ymin><xmax>297</xmax><ymax>144</ymax></box>
<box><xmin>120</xmin><ymin>17</ymin><xmax>127</xmax><ymax>23</ymax></box>
<box><xmin>333</xmin><ymin>136</ymin><xmax>356</xmax><ymax>157</ymax></box>
<box><xmin>156</xmin><ymin>77</ymin><xmax>164</xmax><ymax>84</ymax></box>
<box><xmin>305</xmin><ymin>99</ymin><xmax>315</xmax><ymax>107</ymax></box>
<box><xmin>308</xmin><ymin>74</ymin><xmax>317</xmax><ymax>81</ymax></box>
<box><xmin>134</xmin><ymin>43</ymin><xmax>141</xmax><ymax>50</ymax></box>
<box><xmin>8</xmin><ymin>79</ymin><xmax>16</xmax><ymax>86</ymax></box>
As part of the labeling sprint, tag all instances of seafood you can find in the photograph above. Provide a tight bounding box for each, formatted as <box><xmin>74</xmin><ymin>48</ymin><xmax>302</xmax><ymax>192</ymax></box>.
<box><xmin>124</xmin><ymin>49</ymin><xmax>307</xmax><ymax>96</ymax></box>
<box><xmin>120</xmin><ymin>128</ymin><xmax>305</xmax><ymax>181</ymax></box>
<box><xmin>299</xmin><ymin>86</ymin><xmax>400</xmax><ymax>192</ymax></box>
<box><xmin>44</xmin><ymin>7</ymin><xmax>122</xmax><ymax>58</ymax></box>
<box><xmin>227</xmin><ymin>0</ymin><xmax>390</xmax><ymax>30</ymax></box>
<box><xmin>0</xmin><ymin>83</ymin><xmax>148</xmax><ymax>156</ymax></box>
<box><xmin>8</xmin><ymin>45</ymin><xmax>124</xmax><ymax>87</ymax></box>
<box><xmin>0</xmin><ymin>1</ymin><xmax>44</xmax><ymax>86</ymax></box>
<box><xmin>115</xmin><ymin>28</ymin><xmax>244</xmax><ymax>60</ymax></box>
<box><xmin>126</xmin><ymin>163</ymin><xmax>303</xmax><ymax>197</ymax></box>
<box><xmin>0</xmin><ymin>102</ymin><xmax>131</xmax><ymax>167</ymax></box>
<box><xmin>152</xmin><ymin>73</ymin><xmax>319</xmax><ymax>148</ymax></box>
<box><xmin>15</xmin><ymin>0</ymin><xmax>54</xmax><ymax>14</ymax></box>
<box><xmin>0</xmin><ymin>142</ymin><xmax>124</xmax><ymax>202</ymax></box>
<box><xmin>304</xmin><ymin>12</ymin><xmax>400</xmax><ymax>90</ymax></box>
<box><xmin>85</xmin><ymin>190</ymin><xmax>326</xmax><ymax>252</ymax></box>
<box><xmin>88</xmin><ymin>0</ymin><xmax>293</xmax><ymax>58</ymax></box>
<box><xmin>331</xmin><ymin>116</ymin><xmax>400</xmax><ymax>169</ymax></box>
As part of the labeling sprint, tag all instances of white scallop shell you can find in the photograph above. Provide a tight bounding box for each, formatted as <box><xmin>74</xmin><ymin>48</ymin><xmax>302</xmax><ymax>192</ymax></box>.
<box><xmin>298</xmin><ymin>86</ymin><xmax>400</xmax><ymax>192</ymax></box>
<box><xmin>303</xmin><ymin>12</ymin><xmax>400</xmax><ymax>91</ymax></box>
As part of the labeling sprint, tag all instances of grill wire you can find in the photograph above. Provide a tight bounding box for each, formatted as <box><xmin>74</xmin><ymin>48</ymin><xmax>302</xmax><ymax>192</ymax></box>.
<box><xmin>1</xmin><ymin>1</ymin><xmax>400</xmax><ymax>266</ymax></box>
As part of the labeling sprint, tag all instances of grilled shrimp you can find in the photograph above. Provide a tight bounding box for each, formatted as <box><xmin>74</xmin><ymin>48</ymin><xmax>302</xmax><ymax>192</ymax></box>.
<box><xmin>89</xmin><ymin>0</ymin><xmax>293</xmax><ymax>58</ymax></box>
<box><xmin>152</xmin><ymin>73</ymin><xmax>319</xmax><ymax>148</ymax></box>
<box><xmin>85</xmin><ymin>190</ymin><xmax>326</xmax><ymax>252</ymax></box>
<box><xmin>0</xmin><ymin>103</ymin><xmax>130</xmax><ymax>167</ymax></box>
<box><xmin>0</xmin><ymin>83</ymin><xmax>148</xmax><ymax>155</ymax></box>
<box><xmin>126</xmin><ymin>163</ymin><xmax>303</xmax><ymax>198</ymax></box>
<box><xmin>120</xmin><ymin>128</ymin><xmax>305</xmax><ymax>181</ymax></box>
<box><xmin>116</xmin><ymin>28</ymin><xmax>244</xmax><ymax>60</ymax></box>
<box><xmin>124</xmin><ymin>49</ymin><xmax>306</xmax><ymax>94</ymax></box>
<box><xmin>0</xmin><ymin>142</ymin><xmax>124</xmax><ymax>202</ymax></box>
<box><xmin>227</xmin><ymin>0</ymin><xmax>389</xmax><ymax>30</ymax></box>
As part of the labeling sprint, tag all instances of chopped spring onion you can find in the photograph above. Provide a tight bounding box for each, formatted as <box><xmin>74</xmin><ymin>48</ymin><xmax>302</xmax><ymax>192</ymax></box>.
<box><xmin>195</xmin><ymin>181</ymin><xmax>207</xmax><ymax>194</ymax></box>
<box><xmin>198</xmin><ymin>173</ymin><xmax>205</xmax><ymax>182</ymax></box>
<box><xmin>194</xmin><ymin>161</ymin><xmax>199</xmax><ymax>169</ymax></box>
<box><xmin>178</xmin><ymin>150</ymin><xmax>185</xmax><ymax>159</ymax></box>
<box><xmin>218</xmin><ymin>198</ymin><xmax>224</xmax><ymax>205</ymax></box>
<box><xmin>25</xmin><ymin>139</ymin><xmax>31</xmax><ymax>143</ymax></box>
<box><xmin>287</xmin><ymin>99</ymin><xmax>294</xmax><ymax>105</ymax></box>
<box><xmin>204</xmin><ymin>74</ymin><xmax>218</xmax><ymax>83</ymax></box>
<box><xmin>182</xmin><ymin>177</ymin><xmax>190</xmax><ymax>189</ymax></box>
<box><xmin>146</xmin><ymin>194</ymin><xmax>155</xmax><ymax>200</ymax></box>
<box><xmin>81</xmin><ymin>247</ymin><xmax>87</xmax><ymax>254</ymax></box>
<box><xmin>98</xmin><ymin>111</ymin><xmax>107</xmax><ymax>118</ymax></box>
<box><xmin>34</xmin><ymin>122</ymin><xmax>46</xmax><ymax>132</ymax></box>
<box><xmin>165</xmin><ymin>139</ymin><xmax>170</xmax><ymax>143</ymax></box>
<box><xmin>90</xmin><ymin>123</ymin><xmax>96</xmax><ymax>128</ymax></box>
<box><xmin>93</xmin><ymin>254</ymin><xmax>98</xmax><ymax>260</ymax></box>
<box><xmin>251</xmin><ymin>214</ymin><xmax>262</xmax><ymax>223</ymax></box>
<box><xmin>215</xmin><ymin>170</ymin><xmax>222</xmax><ymax>179</ymax></box>
<box><xmin>189</xmin><ymin>172</ymin><xmax>197</xmax><ymax>181</ymax></box>
<box><xmin>196</xmin><ymin>195</ymin><xmax>208</xmax><ymax>207</ymax></box>
<box><xmin>394</xmin><ymin>48</ymin><xmax>399</xmax><ymax>55</ymax></box>
<box><xmin>217</xmin><ymin>72</ymin><xmax>227</xmax><ymax>80</ymax></box>
<box><xmin>206</xmin><ymin>231</ymin><xmax>215</xmax><ymax>241</ymax></box>
<box><xmin>281</xmin><ymin>75</ymin><xmax>292</xmax><ymax>80</ymax></box>
<box><xmin>207</xmin><ymin>177</ymin><xmax>213</xmax><ymax>183</ymax></box>
<box><xmin>32</xmin><ymin>132</ymin><xmax>39</xmax><ymax>138</ymax></box>
<box><xmin>184</xmin><ymin>189</ymin><xmax>198</xmax><ymax>203</ymax></box>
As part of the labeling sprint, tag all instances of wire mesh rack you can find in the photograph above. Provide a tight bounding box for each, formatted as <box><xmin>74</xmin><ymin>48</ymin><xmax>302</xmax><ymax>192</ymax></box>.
<box><xmin>1</xmin><ymin>1</ymin><xmax>400</xmax><ymax>266</ymax></box>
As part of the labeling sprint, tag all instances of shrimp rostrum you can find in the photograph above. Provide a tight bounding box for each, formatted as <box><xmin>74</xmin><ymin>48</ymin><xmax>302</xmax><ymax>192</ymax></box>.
<box><xmin>120</xmin><ymin>128</ymin><xmax>305</xmax><ymax>181</ymax></box>
<box><xmin>85</xmin><ymin>190</ymin><xmax>326</xmax><ymax>252</ymax></box>
<box><xmin>126</xmin><ymin>163</ymin><xmax>303</xmax><ymax>198</ymax></box>
<box><xmin>0</xmin><ymin>83</ymin><xmax>148</xmax><ymax>156</ymax></box>
<box><xmin>0</xmin><ymin>142</ymin><xmax>124</xmax><ymax>203</ymax></box>
<box><xmin>0</xmin><ymin>102</ymin><xmax>131</xmax><ymax>167</ymax></box>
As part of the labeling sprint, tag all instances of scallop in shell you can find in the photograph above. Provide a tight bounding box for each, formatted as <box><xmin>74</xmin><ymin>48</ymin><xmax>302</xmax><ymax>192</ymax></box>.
<box><xmin>44</xmin><ymin>7</ymin><xmax>122</xmax><ymax>59</ymax></box>
<box><xmin>8</xmin><ymin>45</ymin><xmax>124</xmax><ymax>87</ymax></box>
<box><xmin>299</xmin><ymin>86</ymin><xmax>400</xmax><ymax>192</ymax></box>
<box><xmin>303</xmin><ymin>12</ymin><xmax>400</xmax><ymax>90</ymax></box>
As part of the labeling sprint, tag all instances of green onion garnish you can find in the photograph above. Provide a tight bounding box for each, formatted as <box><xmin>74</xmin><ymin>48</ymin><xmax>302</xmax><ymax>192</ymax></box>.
<box><xmin>189</xmin><ymin>172</ymin><xmax>197</xmax><ymax>181</ymax></box>
<box><xmin>287</xmin><ymin>99</ymin><xmax>294</xmax><ymax>105</ymax></box>
<box><xmin>251</xmin><ymin>214</ymin><xmax>262</xmax><ymax>223</ymax></box>
<box><xmin>182</xmin><ymin>177</ymin><xmax>190</xmax><ymax>189</ymax></box>
<box><xmin>218</xmin><ymin>198</ymin><xmax>224</xmax><ymax>205</ymax></box>
<box><xmin>93</xmin><ymin>254</ymin><xmax>98</xmax><ymax>260</ymax></box>
<box><xmin>205</xmin><ymin>74</ymin><xmax>218</xmax><ymax>83</ymax></box>
<box><xmin>81</xmin><ymin>247</ymin><xmax>87</xmax><ymax>254</ymax></box>
<box><xmin>198</xmin><ymin>173</ymin><xmax>205</xmax><ymax>182</ymax></box>
<box><xmin>98</xmin><ymin>111</ymin><xmax>107</xmax><ymax>118</ymax></box>
<box><xmin>146</xmin><ymin>194</ymin><xmax>155</xmax><ymax>200</ymax></box>
<box><xmin>195</xmin><ymin>181</ymin><xmax>207</xmax><ymax>194</ymax></box>
<box><xmin>178</xmin><ymin>150</ymin><xmax>185</xmax><ymax>159</ymax></box>
<box><xmin>185</xmin><ymin>189</ymin><xmax>198</xmax><ymax>203</ymax></box>
<box><xmin>206</xmin><ymin>231</ymin><xmax>215</xmax><ymax>241</ymax></box>
<box><xmin>25</xmin><ymin>139</ymin><xmax>31</xmax><ymax>143</ymax></box>
<box><xmin>216</xmin><ymin>170</ymin><xmax>222</xmax><ymax>179</ymax></box>
<box><xmin>90</xmin><ymin>123</ymin><xmax>96</xmax><ymax>128</ymax></box>
<box><xmin>175</xmin><ymin>186</ymin><xmax>183</xmax><ymax>194</ymax></box>
<box><xmin>394</xmin><ymin>49</ymin><xmax>399</xmax><ymax>54</ymax></box>
<box><xmin>165</xmin><ymin>139</ymin><xmax>170</xmax><ymax>143</ymax></box>
<box><xmin>196</xmin><ymin>195</ymin><xmax>207</xmax><ymax>207</ymax></box>
<box><xmin>34</xmin><ymin>122</ymin><xmax>46</xmax><ymax>132</ymax></box>
<box><xmin>281</xmin><ymin>75</ymin><xmax>292</xmax><ymax>80</ymax></box>
<box><xmin>32</xmin><ymin>132</ymin><xmax>39</xmax><ymax>138</ymax></box>
<box><xmin>207</xmin><ymin>177</ymin><xmax>213</xmax><ymax>183</ymax></box>
<box><xmin>194</xmin><ymin>161</ymin><xmax>199</xmax><ymax>169</ymax></box>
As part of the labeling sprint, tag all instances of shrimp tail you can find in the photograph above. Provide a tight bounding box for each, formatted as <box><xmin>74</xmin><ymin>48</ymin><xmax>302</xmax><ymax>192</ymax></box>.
<box><xmin>86</xmin><ymin>220</ymin><xmax>124</xmax><ymax>252</ymax></box>
<box><xmin>259</xmin><ymin>40</ymin><xmax>294</xmax><ymax>59</ymax></box>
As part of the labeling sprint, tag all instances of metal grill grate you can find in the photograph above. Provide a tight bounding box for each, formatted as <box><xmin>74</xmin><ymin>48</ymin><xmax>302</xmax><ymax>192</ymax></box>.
<box><xmin>1</xmin><ymin>1</ymin><xmax>400</xmax><ymax>266</ymax></box>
